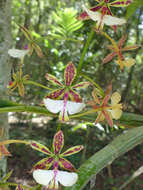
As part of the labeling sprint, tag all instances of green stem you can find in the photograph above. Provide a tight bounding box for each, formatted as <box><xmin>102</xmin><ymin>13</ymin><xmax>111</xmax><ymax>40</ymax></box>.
<box><xmin>1</xmin><ymin>139</ymin><xmax>29</xmax><ymax>145</ymax></box>
<box><xmin>0</xmin><ymin>105</ymin><xmax>54</xmax><ymax>117</ymax></box>
<box><xmin>57</xmin><ymin>123</ymin><xmax>62</xmax><ymax>131</ymax></box>
<box><xmin>0</xmin><ymin>100</ymin><xmax>143</xmax><ymax>126</ymax></box>
<box><xmin>80</xmin><ymin>73</ymin><xmax>104</xmax><ymax>97</ymax></box>
<box><xmin>24</xmin><ymin>80</ymin><xmax>52</xmax><ymax>90</ymax></box>
<box><xmin>77</xmin><ymin>27</ymin><xmax>95</xmax><ymax>76</ymax></box>
<box><xmin>70</xmin><ymin>109</ymin><xmax>100</xmax><ymax>119</ymax></box>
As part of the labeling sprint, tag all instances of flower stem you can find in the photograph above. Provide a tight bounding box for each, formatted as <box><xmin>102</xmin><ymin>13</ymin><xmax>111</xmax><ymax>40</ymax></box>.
<box><xmin>80</xmin><ymin>73</ymin><xmax>104</xmax><ymax>97</ymax></box>
<box><xmin>70</xmin><ymin>108</ymin><xmax>100</xmax><ymax>119</ymax></box>
<box><xmin>77</xmin><ymin>27</ymin><xmax>95</xmax><ymax>76</ymax></box>
<box><xmin>24</xmin><ymin>80</ymin><xmax>52</xmax><ymax>90</ymax></box>
<box><xmin>0</xmin><ymin>139</ymin><xmax>29</xmax><ymax>145</ymax></box>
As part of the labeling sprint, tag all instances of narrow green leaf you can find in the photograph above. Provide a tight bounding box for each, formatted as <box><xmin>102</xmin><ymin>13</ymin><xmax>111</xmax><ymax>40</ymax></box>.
<box><xmin>65</xmin><ymin>126</ymin><xmax>143</xmax><ymax>190</ymax></box>
<box><xmin>1</xmin><ymin>170</ymin><xmax>13</xmax><ymax>182</ymax></box>
<box><xmin>0</xmin><ymin>100</ymin><xmax>143</xmax><ymax>126</ymax></box>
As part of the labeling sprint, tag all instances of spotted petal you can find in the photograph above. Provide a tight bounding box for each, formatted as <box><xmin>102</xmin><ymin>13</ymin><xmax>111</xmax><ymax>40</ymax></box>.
<box><xmin>59</xmin><ymin>157</ymin><xmax>76</xmax><ymax>172</ymax></box>
<box><xmin>19</xmin><ymin>25</ymin><xmax>33</xmax><ymax>41</ymax></box>
<box><xmin>82</xmin><ymin>5</ymin><xmax>101</xmax><ymax>22</ymax></box>
<box><xmin>95</xmin><ymin>111</ymin><xmax>105</xmax><ymax>124</ymax></box>
<box><xmin>102</xmin><ymin>110</ymin><xmax>113</xmax><ymax>127</ymax></box>
<box><xmin>45</xmin><ymin>73</ymin><xmax>63</xmax><ymax>86</ymax></box>
<box><xmin>46</xmin><ymin>88</ymin><xmax>65</xmax><ymax>99</ymax></box>
<box><xmin>61</xmin><ymin>145</ymin><xmax>84</xmax><ymax>157</ymax></box>
<box><xmin>64</xmin><ymin>62</ymin><xmax>76</xmax><ymax>86</ymax></box>
<box><xmin>53</xmin><ymin>130</ymin><xmax>64</xmax><ymax>155</ymax></box>
<box><xmin>16</xmin><ymin>185</ymin><xmax>24</xmax><ymax>190</ymax></box>
<box><xmin>118</xmin><ymin>35</ymin><xmax>127</xmax><ymax>48</ymax></box>
<box><xmin>30</xmin><ymin>141</ymin><xmax>52</xmax><ymax>155</ymax></box>
<box><xmin>110</xmin><ymin>0</ymin><xmax>132</xmax><ymax>7</ymax></box>
<box><xmin>69</xmin><ymin>89</ymin><xmax>82</xmax><ymax>102</ymax></box>
<box><xmin>91</xmin><ymin>89</ymin><xmax>101</xmax><ymax>104</ymax></box>
<box><xmin>72</xmin><ymin>82</ymin><xmax>90</xmax><ymax>89</ymax></box>
<box><xmin>122</xmin><ymin>45</ymin><xmax>140</xmax><ymax>51</ymax></box>
<box><xmin>32</xmin><ymin>43</ymin><xmax>44</xmax><ymax>58</ymax></box>
<box><xmin>107</xmin><ymin>45</ymin><xmax>114</xmax><ymax>50</ymax></box>
<box><xmin>33</xmin><ymin>157</ymin><xmax>54</xmax><ymax>170</ymax></box>
<box><xmin>102</xmin><ymin>52</ymin><xmax>117</xmax><ymax>64</ymax></box>
<box><xmin>101</xmin><ymin>94</ymin><xmax>110</xmax><ymax>106</ymax></box>
<box><xmin>0</xmin><ymin>145</ymin><xmax>11</xmax><ymax>159</ymax></box>
<box><xmin>77</xmin><ymin>6</ymin><xmax>102</xmax><ymax>20</ymax></box>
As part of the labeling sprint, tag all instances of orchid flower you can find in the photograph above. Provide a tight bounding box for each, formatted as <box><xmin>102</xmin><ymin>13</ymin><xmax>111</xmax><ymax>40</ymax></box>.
<box><xmin>31</xmin><ymin>130</ymin><xmax>83</xmax><ymax>189</ymax></box>
<box><xmin>102</xmin><ymin>35</ymin><xmax>140</xmax><ymax>70</ymax></box>
<box><xmin>19</xmin><ymin>25</ymin><xmax>43</xmax><ymax>58</ymax></box>
<box><xmin>44</xmin><ymin>62</ymin><xmax>90</xmax><ymax>121</ymax></box>
<box><xmin>8</xmin><ymin>69</ymin><xmax>29</xmax><ymax>97</ymax></box>
<box><xmin>77</xmin><ymin>0</ymin><xmax>132</xmax><ymax>31</ymax></box>
<box><xmin>87</xmin><ymin>89</ymin><xmax>122</xmax><ymax>127</ymax></box>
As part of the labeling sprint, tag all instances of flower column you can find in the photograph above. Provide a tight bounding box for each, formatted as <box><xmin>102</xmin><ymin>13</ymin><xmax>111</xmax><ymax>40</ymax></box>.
<box><xmin>0</xmin><ymin>0</ymin><xmax>12</xmax><ymax>176</ymax></box>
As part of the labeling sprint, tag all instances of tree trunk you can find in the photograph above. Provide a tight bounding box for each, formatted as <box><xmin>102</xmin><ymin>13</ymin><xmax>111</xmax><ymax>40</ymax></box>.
<box><xmin>0</xmin><ymin>0</ymin><xmax>12</xmax><ymax>176</ymax></box>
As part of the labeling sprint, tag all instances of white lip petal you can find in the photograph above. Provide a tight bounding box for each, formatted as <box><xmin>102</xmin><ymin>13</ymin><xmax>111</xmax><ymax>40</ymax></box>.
<box><xmin>8</xmin><ymin>49</ymin><xmax>29</xmax><ymax>58</ymax></box>
<box><xmin>44</xmin><ymin>98</ymin><xmax>85</xmax><ymax>115</ymax></box>
<box><xmin>82</xmin><ymin>5</ymin><xmax>101</xmax><ymax>21</ymax></box>
<box><xmin>33</xmin><ymin>169</ymin><xmax>54</xmax><ymax>186</ymax></box>
<box><xmin>103</xmin><ymin>15</ymin><xmax>126</xmax><ymax>26</ymax></box>
<box><xmin>82</xmin><ymin>4</ymin><xmax>126</xmax><ymax>26</ymax></box>
<box><xmin>57</xmin><ymin>171</ymin><xmax>78</xmax><ymax>187</ymax></box>
<box><xmin>67</xmin><ymin>101</ymin><xmax>85</xmax><ymax>115</ymax></box>
<box><xmin>43</xmin><ymin>98</ymin><xmax>63</xmax><ymax>114</ymax></box>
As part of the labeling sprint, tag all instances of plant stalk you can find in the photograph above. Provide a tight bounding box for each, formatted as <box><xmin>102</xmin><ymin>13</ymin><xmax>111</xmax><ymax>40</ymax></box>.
<box><xmin>77</xmin><ymin>27</ymin><xmax>95</xmax><ymax>76</ymax></box>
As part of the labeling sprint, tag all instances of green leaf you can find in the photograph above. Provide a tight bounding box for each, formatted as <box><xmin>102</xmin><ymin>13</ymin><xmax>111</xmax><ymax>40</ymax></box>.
<box><xmin>51</xmin><ymin>8</ymin><xmax>83</xmax><ymax>40</ymax></box>
<box><xmin>65</xmin><ymin>126</ymin><xmax>143</xmax><ymax>190</ymax></box>
<box><xmin>126</xmin><ymin>0</ymin><xmax>143</xmax><ymax>19</ymax></box>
